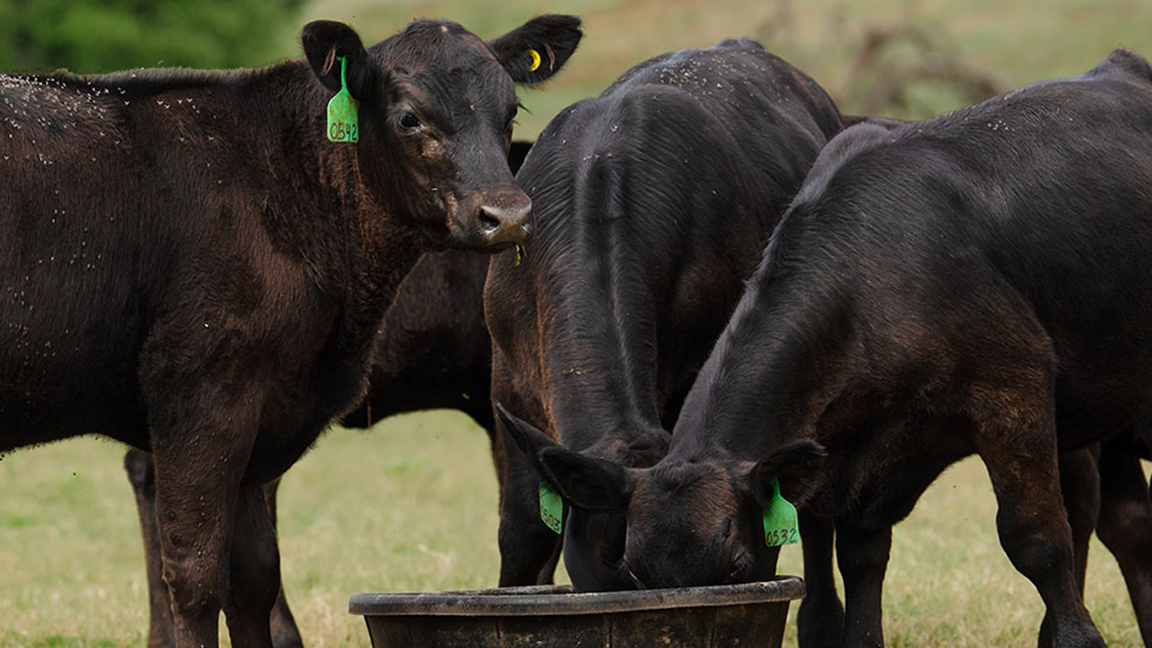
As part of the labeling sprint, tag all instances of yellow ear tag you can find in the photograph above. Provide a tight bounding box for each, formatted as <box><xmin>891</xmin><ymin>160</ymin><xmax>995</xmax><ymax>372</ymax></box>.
<box><xmin>526</xmin><ymin>49</ymin><xmax>542</xmax><ymax>72</ymax></box>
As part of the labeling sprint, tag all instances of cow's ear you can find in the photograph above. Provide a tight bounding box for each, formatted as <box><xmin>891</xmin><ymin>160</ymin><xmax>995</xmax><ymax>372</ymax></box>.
<box><xmin>301</xmin><ymin>20</ymin><xmax>374</xmax><ymax>99</ymax></box>
<box><xmin>488</xmin><ymin>14</ymin><xmax>582</xmax><ymax>84</ymax></box>
<box><xmin>495</xmin><ymin>402</ymin><xmax>557</xmax><ymax>457</ymax></box>
<box><xmin>538</xmin><ymin>447</ymin><xmax>634</xmax><ymax>511</ymax></box>
<box><xmin>747</xmin><ymin>439</ymin><xmax>826</xmax><ymax>510</ymax></box>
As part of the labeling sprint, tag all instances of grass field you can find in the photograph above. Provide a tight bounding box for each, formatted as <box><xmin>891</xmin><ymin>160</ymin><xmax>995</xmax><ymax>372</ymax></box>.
<box><xmin>0</xmin><ymin>413</ymin><xmax>1145</xmax><ymax>646</ymax></box>
<box><xmin>4</xmin><ymin>0</ymin><xmax>1152</xmax><ymax>646</ymax></box>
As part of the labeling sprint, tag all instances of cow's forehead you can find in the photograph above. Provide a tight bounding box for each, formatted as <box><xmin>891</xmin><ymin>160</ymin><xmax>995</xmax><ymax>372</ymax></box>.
<box><xmin>631</xmin><ymin>462</ymin><xmax>739</xmax><ymax>528</ymax></box>
<box><xmin>377</xmin><ymin>20</ymin><xmax>498</xmax><ymax>73</ymax></box>
<box><xmin>373</xmin><ymin>19</ymin><xmax>515</xmax><ymax>117</ymax></box>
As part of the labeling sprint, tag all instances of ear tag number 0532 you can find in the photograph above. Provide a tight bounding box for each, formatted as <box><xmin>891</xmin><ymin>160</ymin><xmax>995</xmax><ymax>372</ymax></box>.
<box><xmin>538</xmin><ymin>482</ymin><xmax>563</xmax><ymax>534</ymax></box>
<box><xmin>762</xmin><ymin>478</ymin><xmax>799</xmax><ymax>547</ymax></box>
<box><xmin>327</xmin><ymin>55</ymin><xmax>358</xmax><ymax>143</ymax></box>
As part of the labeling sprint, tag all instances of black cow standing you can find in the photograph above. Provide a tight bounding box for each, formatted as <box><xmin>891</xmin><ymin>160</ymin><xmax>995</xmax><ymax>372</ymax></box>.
<box><xmin>125</xmin><ymin>248</ymin><xmax>496</xmax><ymax>647</ymax></box>
<box><xmin>488</xmin><ymin>39</ymin><xmax>843</xmax><ymax>589</ymax></box>
<box><xmin>0</xmin><ymin>15</ymin><xmax>579</xmax><ymax>648</ymax></box>
<box><xmin>125</xmin><ymin>141</ymin><xmax>533</xmax><ymax>648</ymax></box>
<box><xmin>531</xmin><ymin>48</ymin><xmax>1152</xmax><ymax>648</ymax></box>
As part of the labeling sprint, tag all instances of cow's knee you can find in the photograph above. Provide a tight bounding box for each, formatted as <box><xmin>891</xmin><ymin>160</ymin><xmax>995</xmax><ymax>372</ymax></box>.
<box><xmin>161</xmin><ymin>551</ymin><xmax>223</xmax><ymax>640</ymax></box>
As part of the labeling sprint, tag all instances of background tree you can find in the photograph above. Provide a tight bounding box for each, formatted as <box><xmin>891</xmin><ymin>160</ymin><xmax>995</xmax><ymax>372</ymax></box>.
<box><xmin>0</xmin><ymin>0</ymin><xmax>304</xmax><ymax>73</ymax></box>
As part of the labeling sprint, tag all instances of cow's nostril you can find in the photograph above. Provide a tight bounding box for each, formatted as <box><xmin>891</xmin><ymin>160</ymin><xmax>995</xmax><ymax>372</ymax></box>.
<box><xmin>478</xmin><ymin>208</ymin><xmax>502</xmax><ymax>232</ymax></box>
<box><xmin>478</xmin><ymin>200</ymin><xmax>531</xmax><ymax>246</ymax></box>
<box><xmin>480</xmin><ymin>202</ymin><xmax>530</xmax><ymax>229</ymax></box>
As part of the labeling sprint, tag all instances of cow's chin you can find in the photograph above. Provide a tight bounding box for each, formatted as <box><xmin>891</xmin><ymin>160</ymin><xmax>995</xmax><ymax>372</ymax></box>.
<box><xmin>444</xmin><ymin>228</ymin><xmax>501</xmax><ymax>251</ymax></box>
<box><xmin>441</xmin><ymin>214</ymin><xmax>526</xmax><ymax>251</ymax></box>
<box><xmin>402</xmin><ymin>211</ymin><xmax>484</xmax><ymax>252</ymax></box>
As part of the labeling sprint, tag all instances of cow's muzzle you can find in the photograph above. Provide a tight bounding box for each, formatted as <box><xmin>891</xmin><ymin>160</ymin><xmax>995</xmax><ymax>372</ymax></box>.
<box><xmin>477</xmin><ymin>192</ymin><xmax>531</xmax><ymax>247</ymax></box>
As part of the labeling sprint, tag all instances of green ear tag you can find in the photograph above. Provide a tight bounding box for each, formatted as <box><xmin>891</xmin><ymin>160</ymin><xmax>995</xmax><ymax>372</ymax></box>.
<box><xmin>538</xmin><ymin>482</ymin><xmax>563</xmax><ymax>534</ymax></box>
<box><xmin>762</xmin><ymin>478</ymin><xmax>799</xmax><ymax>547</ymax></box>
<box><xmin>327</xmin><ymin>56</ymin><xmax>358</xmax><ymax>143</ymax></box>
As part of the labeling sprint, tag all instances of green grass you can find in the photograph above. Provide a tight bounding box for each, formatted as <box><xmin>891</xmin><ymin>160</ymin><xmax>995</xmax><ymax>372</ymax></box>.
<box><xmin>0</xmin><ymin>414</ymin><xmax>1145</xmax><ymax>646</ymax></box>
<box><xmin>0</xmin><ymin>411</ymin><xmax>503</xmax><ymax>648</ymax></box>
<box><xmin>4</xmin><ymin>1</ymin><xmax>1152</xmax><ymax>646</ymax></box>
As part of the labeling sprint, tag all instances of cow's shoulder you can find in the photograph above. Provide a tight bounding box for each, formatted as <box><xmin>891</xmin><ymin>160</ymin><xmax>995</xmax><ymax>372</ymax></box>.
<box><xmin>791</xmin><ymin>123</ymin><xmax>897</xmax><ymax>208</ymax></box>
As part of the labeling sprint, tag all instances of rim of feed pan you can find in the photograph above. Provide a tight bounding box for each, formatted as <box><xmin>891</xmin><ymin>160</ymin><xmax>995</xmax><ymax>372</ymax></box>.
<box><xmin>348</xmin><ymin>577</ymin><xmax>805</xmax><ymax>617</ymax></box>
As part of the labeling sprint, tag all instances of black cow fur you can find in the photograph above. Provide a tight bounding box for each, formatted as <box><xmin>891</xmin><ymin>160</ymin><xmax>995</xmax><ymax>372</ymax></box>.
<box><xmin>536</xmin><ymin>48</ymin><xmax>1152</xmax><ymax>648</ymax></box>
<box><xmin>486</xmin><ymin>39</ymin><xmax>843</xmax><ymax>590</ymax></box>
<box><xmin>0</xmin><ymin>14</ymin><xmax>578</xmax><ymax>647</ymax></box>
<box><xmin>125</xmin><ymin>247</ymin><xmax>496</xmax><ymax>647</ymax></box>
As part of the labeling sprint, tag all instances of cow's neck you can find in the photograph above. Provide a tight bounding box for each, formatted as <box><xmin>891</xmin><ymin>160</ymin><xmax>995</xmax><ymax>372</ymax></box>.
<box><xmin>543</xmin><ymin>352</ymin><xmax>664</xmax><ymax>452</ymax></box>
<box><xmin>668</xmin><ymin>238</ymin><xmax>858</xmax><ymax>464</ymax></box>
<box><xmin>252</xmin><ymin>61</ymin><xmax>430</xmax><ymax>326</ymax></box>
<box><xmin>533</xmin><ymin>270</ymin><xmax>667</xmax><ymax>452</ymax></box>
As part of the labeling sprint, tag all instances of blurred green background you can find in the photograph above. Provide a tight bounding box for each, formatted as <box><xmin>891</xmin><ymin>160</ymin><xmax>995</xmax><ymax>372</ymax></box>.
<box><xmin>5</xmin><ymin>0</ymin><xmax>1150</xmax><ymax>135</ymax></box>
<box><xmin>1</xmin><ymin>0</ymin><xmax>1150</xmax><ymax>646</ymax></box>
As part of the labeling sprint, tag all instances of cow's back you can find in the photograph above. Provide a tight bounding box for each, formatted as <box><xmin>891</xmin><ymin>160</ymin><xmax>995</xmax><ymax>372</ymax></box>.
<box><xmin>0</xmin><ymin>67</ymin><xmax>330</xmax><ymax>451</ymax></box>
<box><xmin>0</xmin><ymin>74</ymin><xmax>167</xmax><ymax>444</ymax></box>
<box><xmin>785</xmin><ymin>47</ymin><xmax>1152</xmax><ymax>446</ymax></box>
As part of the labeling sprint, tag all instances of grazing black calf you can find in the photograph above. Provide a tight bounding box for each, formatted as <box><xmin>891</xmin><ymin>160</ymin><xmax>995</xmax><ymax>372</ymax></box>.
<box><xmin>533</xmin><ymin>48</ymin><xmax>1152</xmax><ymax>647</ymax></box>
<box><xmin>0</xmin><ymin>15</ymin><xmax>579</xmax><ymax>647</ymax></box>
<box><xmin>487</xmin><ymin>39</ymin><xmax>843</xmax><ymax>590</ymax></box>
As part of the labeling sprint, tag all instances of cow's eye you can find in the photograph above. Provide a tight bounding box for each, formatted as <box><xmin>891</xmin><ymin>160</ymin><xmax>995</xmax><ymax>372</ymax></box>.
<box><xmin>398</xmin><ymin>111</ymin><xmax>422</xmax><ymax>131</ymax></box>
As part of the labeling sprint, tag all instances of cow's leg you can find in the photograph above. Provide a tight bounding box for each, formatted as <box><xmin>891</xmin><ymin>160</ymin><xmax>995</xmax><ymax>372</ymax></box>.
<box><xmin>834</xmin><ymin>522</ymin><xmax>891</xmax><ymax>648</ymax></box>
<box><xmin>797</xmin><ymin>512</ymin><xmax>844</xmax><ymax>648</ymax></box>
<box><xmin>976</xmin><ymin>408</ymin><xmax>1104</xmax><ymax>647</ymax></box>
<box><xmin>125</xmin><ymin>451</ymin><xmax>301</xmax><ymax>648</ymax></box>
<box><xmin>1061</xmin><ymin>447</ymin><xmax>1100</xmax><ymax>595</ymax></box>
<box><xmin>124</xmin><ymin>449</ymin><xmax>176</xmax><ymax>648</ymax></box>
<box><xmin>152</xmin><ymin>458</ymin><xmax>238</xmax><ymax>646</ymax></box>
<box><xmin>221</xmin><ymin>484</ymin><xmax>280</xmax><ymax>647</ymax></box>
<box><xmin>1040</xmin><ymin>448</ymin><xmax>1100</xmax><ymax>646</ymax></box>
<box><xmin>261</xmin><ymin>477</ymin><xmax>304</xmax><ymax>648</ymax></box>
<box><xmin>148</xmin><ymin>386</ymin><xmax>267</xmax><ymax>648</ymax></box>
<box><xmin>1096</xmin><ymin>439</ymin><xmax>1152</xmax><ymax>646</ymax></box>
<box><xmin>497</xmin><ymin>451</ymin><xmax>563</xmax><ymax>585</ymax></box>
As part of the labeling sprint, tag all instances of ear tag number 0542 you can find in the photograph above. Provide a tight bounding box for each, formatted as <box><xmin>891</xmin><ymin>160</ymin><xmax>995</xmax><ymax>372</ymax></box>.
<box><xmin>538</xmin><ymin>482</ymin><xmax>563</xmax><ymax>534</ymax></box>
<box><xmin>762</xmin><ymin>478</ymin><xmax>799</xmax><ymax>547</ymax></box>
<box><xmin>327</xmin><ymin>55</ymin><xmax>358</xmax><ymax>143</ymax></box>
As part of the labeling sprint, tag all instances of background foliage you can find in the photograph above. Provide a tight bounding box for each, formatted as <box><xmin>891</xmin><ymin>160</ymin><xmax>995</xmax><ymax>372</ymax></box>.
<box><xmin>0</xmin><ymin>0</ymin><xmax>303</xmax><ymax>73</ymax></box>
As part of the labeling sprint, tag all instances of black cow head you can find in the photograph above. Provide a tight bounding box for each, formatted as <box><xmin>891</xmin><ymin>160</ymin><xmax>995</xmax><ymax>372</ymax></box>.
<box><xmin>495</xmin><ymin>403</ymin><xmax>669</xmax><ymax>591</ymax></box>
<box><xmin>533</xmin><ymin>432</ymin><xmax>824</xmax><ymax>589</ymax></box>
<box><xmin>301</xmin><ymin>16</ymin><xmax>580</xmax><ymax>250</ymax></box>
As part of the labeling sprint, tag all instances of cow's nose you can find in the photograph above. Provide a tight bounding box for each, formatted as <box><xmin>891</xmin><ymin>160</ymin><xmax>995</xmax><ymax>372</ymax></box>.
<box><xmin>478</xmin><ymin>197</ymin><xmax>531</xmax><ymax>247</ymax></box>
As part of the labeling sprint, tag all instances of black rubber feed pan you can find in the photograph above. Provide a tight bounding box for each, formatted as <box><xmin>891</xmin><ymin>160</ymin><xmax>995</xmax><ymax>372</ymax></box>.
<box><xmin>349</xmin><ymin>577</ymin><xmax>804</xmax><ymax>647</ymax></box>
